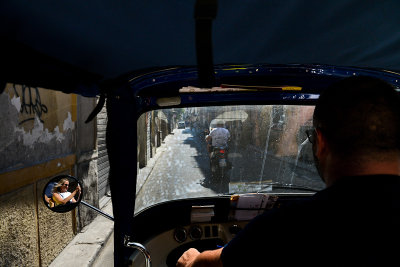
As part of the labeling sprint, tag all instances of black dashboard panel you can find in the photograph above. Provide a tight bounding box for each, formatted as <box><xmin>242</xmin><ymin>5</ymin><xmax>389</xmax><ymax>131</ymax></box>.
<box><xmin>133</xmin><ymin>196</ymin><xmax>232</xmax><ymax>243</ymax></box>
<box><xmin>130</xmin><ymin>194</ymin><xmax>314</xmax><ymax>266</ymax></box>
<box><xmin>133</xmin><ymin>194</ymin><xmax>312</xmax><ymax>242</ymax></box>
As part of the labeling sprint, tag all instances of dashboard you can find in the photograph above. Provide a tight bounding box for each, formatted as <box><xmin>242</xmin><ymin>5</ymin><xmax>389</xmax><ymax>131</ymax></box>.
<box><xmin>131</xmin><ymin>221</ymin><xmax>249</xmax><ymax>267</ymax></box>
<box><xmin>129</xmin><ymin>193</ymin><xmax>313</xmax><ymax>266</ymax></box>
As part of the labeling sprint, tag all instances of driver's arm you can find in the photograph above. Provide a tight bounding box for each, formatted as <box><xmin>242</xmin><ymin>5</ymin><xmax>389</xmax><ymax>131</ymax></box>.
<box><xmin>177</xmin><ymin>248</ymin><xmax>223</xmax><ymax>267</ymax></box>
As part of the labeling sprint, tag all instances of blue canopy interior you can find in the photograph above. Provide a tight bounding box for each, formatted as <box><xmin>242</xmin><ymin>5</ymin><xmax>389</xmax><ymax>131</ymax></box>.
<box><xmin>2</xmin><ymin>0</ymin><xmax>400</xmax><ymax>96</ymax></box>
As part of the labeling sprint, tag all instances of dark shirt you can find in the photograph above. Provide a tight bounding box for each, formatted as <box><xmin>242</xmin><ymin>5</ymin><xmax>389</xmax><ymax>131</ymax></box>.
<box><xmin>221</xmin><ymin>175</ymin><xmax>400</xmax><ymax>266</ymax></box>
<box><xmin>45</xmin><ymin>181</ymin><xmax>57</xmax><ymax>198</ymax></box>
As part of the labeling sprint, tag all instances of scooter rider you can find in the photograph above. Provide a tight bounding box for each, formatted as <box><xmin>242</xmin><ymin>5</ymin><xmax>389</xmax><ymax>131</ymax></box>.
<box><xmin>205</xmin><ymin>121</ymin><xmax>230</xmax><ymax>157</ymax></box>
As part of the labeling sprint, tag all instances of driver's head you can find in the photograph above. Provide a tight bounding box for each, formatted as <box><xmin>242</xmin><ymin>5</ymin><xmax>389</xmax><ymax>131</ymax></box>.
<box><xmin>313</xmin><ymin>76</ymin><xmax>400</xmax><ymax>162</ymax></box>
<box><xmin>216</xmin><ymin>121</ymin><xmax>225</xmax><ymax>128</ymax></box>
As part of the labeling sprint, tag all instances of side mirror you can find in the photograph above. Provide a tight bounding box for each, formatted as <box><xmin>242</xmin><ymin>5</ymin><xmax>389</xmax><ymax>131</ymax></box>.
<box><xmin>42</xmin><ymin>175</ymin><xmax>83</xmax><ymax>213</ymax></box>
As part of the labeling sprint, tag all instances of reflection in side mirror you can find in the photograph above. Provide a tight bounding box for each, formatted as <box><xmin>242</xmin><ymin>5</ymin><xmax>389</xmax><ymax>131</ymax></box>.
<box><xmin>42</xmin><ymin>175</ymin><xmax>83</xmax><ymax>213</ymax></box>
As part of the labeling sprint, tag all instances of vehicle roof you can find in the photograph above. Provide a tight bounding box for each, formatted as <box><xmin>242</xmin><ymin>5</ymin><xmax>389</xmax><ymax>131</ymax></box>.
<box><xmin>2</xmin><ymin>1</ymin><xmax>400</xmax><ymax>96</ymax></box>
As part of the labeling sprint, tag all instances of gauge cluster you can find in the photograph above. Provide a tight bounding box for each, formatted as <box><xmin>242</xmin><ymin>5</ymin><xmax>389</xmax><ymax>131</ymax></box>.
<box><xmin>173</xmin><ymin>223</ymin><xmax>246</xmax><ymax>243</ymax></box>
<box><xmin>166</xmin><ymin>222</ymin><xmax>248</xmax><ymax>267</ymax></box>
<box><xmin>174</xmin><ymin>224</ymin><xmax>222</xmax><ymax>243</ymax></box>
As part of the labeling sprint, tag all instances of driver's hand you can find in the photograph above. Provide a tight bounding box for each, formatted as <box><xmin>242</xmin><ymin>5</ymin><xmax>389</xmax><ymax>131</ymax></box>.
<box><xmin>176</xmin><ymin>248</ymin><xmax>200</xmax><ymax>267</ymax></box>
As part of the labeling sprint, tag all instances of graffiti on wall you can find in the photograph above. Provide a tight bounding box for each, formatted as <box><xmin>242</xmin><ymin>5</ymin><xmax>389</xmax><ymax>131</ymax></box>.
<box><xmin>12</xmin><ymin>84</ymin><xmax>49</xmax><ymax>125</ymax></box>
<box><xmin>4</xmin><ymin>83</ymin><xmax>76</xmax><ymax>138</ymax></box>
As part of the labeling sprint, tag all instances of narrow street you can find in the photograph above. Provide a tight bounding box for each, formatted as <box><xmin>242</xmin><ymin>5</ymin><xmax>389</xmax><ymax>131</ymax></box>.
<box><xmin>135</xmin><ymin>128</ymin><xmax>216</xmax><ymax>212</ymax></box>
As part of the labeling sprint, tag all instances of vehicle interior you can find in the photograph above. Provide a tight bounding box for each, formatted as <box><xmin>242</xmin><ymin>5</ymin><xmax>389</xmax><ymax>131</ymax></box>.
<box><xmin>2</xmin><ymin>1</ymin><xmax>400</xmax><ymax>266</ymax></box>
<box><xmin>127</xmin><ymin>66</ymin><xmax>399</xmax><ymax>267</ymax></box>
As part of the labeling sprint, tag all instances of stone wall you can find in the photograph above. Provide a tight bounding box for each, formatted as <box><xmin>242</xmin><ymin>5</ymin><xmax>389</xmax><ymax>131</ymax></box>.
<box><xmin>0</xmin><ymin>185</ymin><xmax>39</xmax><ymax>266</ymax></box>
<box><xmin>137</xmin><ymin>110</ymin><xmax>169</xmax><ymax>171</ymax></box>
<box><xmin>37</xmin><ymin>177</ymin><xmax>75</xmax><ymax>267</ymax></box>
<box><xmin>0</xmin><ymin>83</ymin><xmax>97</xmax><ymax>266</ymax></box>
<box><xmin>137</xmin><ymin>114</ymin><xmax>147</xmax><ymax>168</ymax></box>
<box><xmin>75</xmin><ymin>95</ymin><xmax>98</xmax><ymax>229</ymax></box>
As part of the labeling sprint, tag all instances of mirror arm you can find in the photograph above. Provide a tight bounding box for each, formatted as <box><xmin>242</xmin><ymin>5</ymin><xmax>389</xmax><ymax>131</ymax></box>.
<box><xmin>81</xmin><ymin>200</ymin><xmax>114</xmax><ymax>221</ymax></box>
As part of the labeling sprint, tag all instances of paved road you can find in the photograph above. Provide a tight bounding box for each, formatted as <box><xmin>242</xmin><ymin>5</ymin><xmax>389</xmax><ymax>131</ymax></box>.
<box><xmin>135</xmin><ymin>128</ymin><xmax>217</xmax><ymax>212</ymax></box>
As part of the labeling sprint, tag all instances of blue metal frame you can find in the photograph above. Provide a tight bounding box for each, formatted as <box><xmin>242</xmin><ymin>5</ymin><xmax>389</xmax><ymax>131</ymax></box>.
<box><xmin>126</xmin><ymin>64</ymin><xmax>400</xmax><ymax>115</ymax></box>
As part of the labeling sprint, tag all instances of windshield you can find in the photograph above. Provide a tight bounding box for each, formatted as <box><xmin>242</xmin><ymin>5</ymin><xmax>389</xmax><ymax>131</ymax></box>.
<box><xmin>135</xmin><ymin>105</ymin><xmax>324</xmax><ymax>213</ymax></box>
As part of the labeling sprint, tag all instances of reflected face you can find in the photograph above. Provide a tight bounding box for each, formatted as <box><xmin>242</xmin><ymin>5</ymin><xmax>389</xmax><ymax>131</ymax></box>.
<box><xmin>61</xmin><ymin>182</ymin><xmax>69</xmax><ymax>192</ymax></box>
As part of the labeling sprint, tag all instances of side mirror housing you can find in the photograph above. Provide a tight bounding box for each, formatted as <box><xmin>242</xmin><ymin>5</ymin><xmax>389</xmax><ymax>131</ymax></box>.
<box><xmin>42</xmin><ymin>175</ymin><xmax>83</xmax><ymax>213</ymax></box>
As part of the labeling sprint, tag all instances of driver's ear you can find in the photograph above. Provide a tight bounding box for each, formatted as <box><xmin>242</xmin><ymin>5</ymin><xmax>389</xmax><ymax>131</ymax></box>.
<box><xmin>315</xmin><ymin>128</ymin><xmax>329</xmax><ymax>158</ymax></box>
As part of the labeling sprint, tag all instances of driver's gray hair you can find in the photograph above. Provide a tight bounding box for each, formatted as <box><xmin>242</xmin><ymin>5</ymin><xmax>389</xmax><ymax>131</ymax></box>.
<box><xmin>216</xmin><ymin>121</ymin><xmax>225</xmax><ymax>127</ymax></box>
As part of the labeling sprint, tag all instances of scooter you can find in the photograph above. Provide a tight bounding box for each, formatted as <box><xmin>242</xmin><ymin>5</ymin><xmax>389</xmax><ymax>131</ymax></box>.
<box><xmin>210</xmin><ymin>146</ymin><xmax>230</xmax><ymax>185</ymax></box>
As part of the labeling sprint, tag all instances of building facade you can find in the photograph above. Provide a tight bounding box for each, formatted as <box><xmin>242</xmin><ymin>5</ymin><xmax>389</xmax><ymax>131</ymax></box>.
<box><xmin>0</xmin><ymin>84</ymin><xmax>99</xmax><ymax>266</ymax></box>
